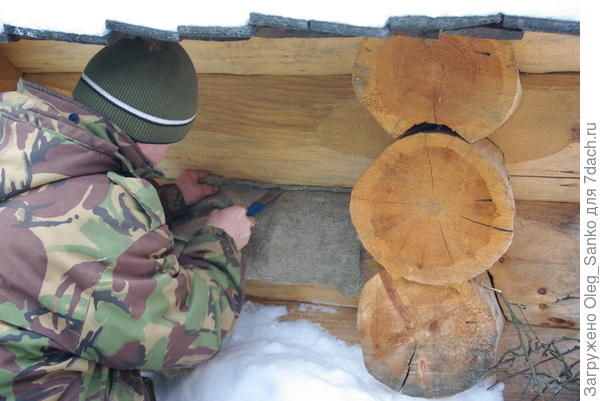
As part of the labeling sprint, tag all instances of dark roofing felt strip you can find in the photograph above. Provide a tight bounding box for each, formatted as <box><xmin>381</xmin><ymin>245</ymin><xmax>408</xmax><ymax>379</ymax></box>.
<box><xmin>2</xmin><ymin>24</ymin><xmax>106</xmax><ymax>44</ymax></box>
<box><xmin>503</xmin><ymin>15</ymin><xmax>579</xmax><ymax>34</ymax></box>
<box><xmin>250</xmin><ymin>12</ymin><xmax>310</xmax><ymax>31</ymax></box>
<box><xmin>0</xmin><ymin>13</ymin><xmax>579</xmax><ymax>45</ymax></box>
<box><xmin>105</xmin><ymin>20</ymin><xmax>180</xmax><ymax>42</ymax></box>
<box><xmin>178</xmin><ymin>25</ymin><xmax>252</xmax><ymax>41</ymax></box>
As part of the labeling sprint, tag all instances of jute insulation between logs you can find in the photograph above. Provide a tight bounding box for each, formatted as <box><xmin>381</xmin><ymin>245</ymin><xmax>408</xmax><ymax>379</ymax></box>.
<box><xmin>350</xmin><ymin>132</ymin><xmax>515</xmax><ymax>285</ymax></box>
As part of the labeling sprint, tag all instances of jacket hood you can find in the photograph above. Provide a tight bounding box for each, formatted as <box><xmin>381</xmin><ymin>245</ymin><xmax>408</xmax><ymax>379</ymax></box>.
<box><xmin>0</xmin><ymin>79</ymin><xmax>161</xmax><ymax>202</ymax></box>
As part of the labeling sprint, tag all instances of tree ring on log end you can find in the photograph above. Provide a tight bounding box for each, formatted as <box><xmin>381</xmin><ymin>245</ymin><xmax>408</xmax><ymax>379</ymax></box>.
<box><xmin>357</xmin><ymin>272</ymin><xmax>504</xmax><ymax>398</ymax></box>
<box><xmin>350</xmin><ymin>132</ymin><xmax>515</xmax><ymax>285</ymax></box>
<box><xmin>352</xmin><ymin>34</ymin><xmax>521</xmax><ymax>143</ymax></box>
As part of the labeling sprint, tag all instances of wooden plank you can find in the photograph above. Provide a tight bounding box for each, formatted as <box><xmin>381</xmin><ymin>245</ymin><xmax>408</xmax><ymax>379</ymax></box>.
<box><xmin>490</xmin><ymin>201</ymin><xmax>579</xmax><ymax>329</ymax></box>
<box><xmin>513</xmin><ymin>31</ymin><xmax>580</xmax><ymax>73</ymax></box>
<box><xmin>2</xmin><ymin>32</ymin><xmax>578</xmax><ymax>75</ymax></box>
<box><xmin>252</xmin><ymin>298</ymin><xmax>579</xmax><ymax>401</ymax></box>
<box><xmin>0</xmin><ymin>37</ymin><xmax>361</xmax><ymax>75</ymax></box>
<box><xmin>244</xmin><ymin>279</ymin><xmax>358</xmax><ymax>308</ymax></box>
<box><xmin>510</xmin><ymin>176</ymin><xmax>579</xmax><ymax>203</ymax></box>
<box><xmin>0</xmin><ymin>49</ymin><xmax>22</xmax><ymax>91</ymax></box>
<box><xmin>22</xmin><ymin>73</ymin><xmax>580</xmax><ymax>203</ymax></box>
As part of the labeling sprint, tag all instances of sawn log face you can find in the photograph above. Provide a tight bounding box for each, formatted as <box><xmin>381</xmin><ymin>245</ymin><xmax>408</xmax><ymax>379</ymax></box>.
<box><xmin>357</xmin><ymin>271</ymin><xmax>504</xmax><ymax>398</ymax></box>
<box><xmin>350</xmin><ymin>132</ymin><xmax>515</xmax><ymax>285</ymax></box>
<box><xmin>352</xmin><ymin>34</ymin><xmax>521</xmax><ymax>142</ymax></box>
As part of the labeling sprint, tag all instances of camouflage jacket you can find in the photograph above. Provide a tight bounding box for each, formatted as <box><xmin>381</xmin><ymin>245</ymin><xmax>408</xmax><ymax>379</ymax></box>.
<box><xmin>0</xmin><ymin>80</ymin><xmax>243</xmax><ymax>400</ymax></box>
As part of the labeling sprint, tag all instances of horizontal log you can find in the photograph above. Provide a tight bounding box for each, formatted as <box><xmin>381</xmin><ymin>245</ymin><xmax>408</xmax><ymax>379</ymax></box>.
<box><xmin>253</xmin><ymin>298</ymin><xmax>579</xmax><ymax>401</ymax></box>
<box><xmin>22</xmin><ymin>72</ymin><xmax>579</xmax><ymax>202</ymax></box>
<box><xmin>0</xmin><ymin>51</ymin><xmax>22</xmax><ymax>91</ymax></box>
<box><xmin>512</xmin><ymin>31</ymin><xmax>580</xmax><ymax>73</ymax></box>
<box><xmin>490</xmin><ymin>201</ymin><xmax>579</xmax><ymax>328</ymax></box>
<box><xmin>1</xmin><ymin>32</ymin><xmax>579</xmax><ymax>75</ymax></box>
<box><xmin>245</xmin><ymin>280</ymin><xmax>358</xmax><ymax>307</ymax></box>
<box><xmin>510</xmin><ymin>176</ymin><xmax>578</xmax><ymax>203</ymax></box>
<box><xmin>493</xmin><ymin>73</ymin><xmax>579</xmax><ymax>164</ymax></box>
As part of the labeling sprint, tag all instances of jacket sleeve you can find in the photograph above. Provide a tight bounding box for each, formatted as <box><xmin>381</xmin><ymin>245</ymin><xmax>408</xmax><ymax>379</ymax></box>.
<box><xmin>77</xmin><ymin>222</ymin><xmax>244</xmax><ymax>372</ymax></box>
<box><xmin>156</xmin><ymin>183</ymin><xmax>191</xmax><ymax>225</ymax></box>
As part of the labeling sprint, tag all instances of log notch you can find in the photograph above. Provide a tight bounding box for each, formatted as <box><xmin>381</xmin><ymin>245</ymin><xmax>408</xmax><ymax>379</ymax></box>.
<box><xmin>350</xmin><ymin>132</ymin><xmax>515</xmax><ymax>285</ymax></box>
<box><xmin>357</xmin><ymin>271</ymin><xmax>504</xmax><ymax>398</ymax></box>
<box><xmin>352</xmin><ymin>34</ymin><xmax>521</xmax><ymax>142</ymax></box>
<box><xmin>489</xmin><ymin>201</ymin><xmax>579</xmax><ymax>329</ymax></box>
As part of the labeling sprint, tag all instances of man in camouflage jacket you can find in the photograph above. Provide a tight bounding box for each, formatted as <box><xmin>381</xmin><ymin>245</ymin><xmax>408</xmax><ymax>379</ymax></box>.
<box><xmin>0</xmin><ymin>39</ymin><xmax>251</xmax><ymax>400</ymax></box>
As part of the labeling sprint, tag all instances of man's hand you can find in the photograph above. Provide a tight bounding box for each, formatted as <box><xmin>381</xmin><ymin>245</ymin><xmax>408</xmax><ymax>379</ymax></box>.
<box><xmin>206</xmin><ymin>206</ymin><xmax>256</xmax><ymax>249</ymax></box>
<box><xmin>175</xmin><ymin>169</ymin><xmax>218</xmax><ymax>206</ymax></box>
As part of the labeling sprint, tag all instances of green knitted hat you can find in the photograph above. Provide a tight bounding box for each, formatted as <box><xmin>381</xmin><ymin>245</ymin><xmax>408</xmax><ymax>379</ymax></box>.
<box><xmin>73</xmin><ymin>37</ymin><xmax>197</xmax><ymax>144</ymax></box>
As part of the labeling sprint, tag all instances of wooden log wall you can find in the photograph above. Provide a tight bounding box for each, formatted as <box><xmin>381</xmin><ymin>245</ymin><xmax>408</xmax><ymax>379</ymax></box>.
<box><xmin>0</xmin><ymin>32</ymin><xmax>580</xmax><ymax>399</ymax></box>
<box><xmin>9</xmin><ymin>69</ymin><xmax>579</xmax><ymax>203</ymax></box>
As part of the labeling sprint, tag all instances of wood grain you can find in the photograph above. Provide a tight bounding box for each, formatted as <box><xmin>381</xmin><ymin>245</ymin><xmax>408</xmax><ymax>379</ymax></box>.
<box><xmin>352</xmin><ymin>34</ymin><xmax>521</xmax><ymax>142</ymax></box>
<box><xmin>244</xmin><ymin>279</ymin><xmax>359</xmax><ymax>308</ymax></box>
<box><xmin>513</xmin><ymin>31</ymin><xmax>580</xmax><ymax>73</ymax></box>
<box><xmin>1</xmin><ymin>32</ymin><xmax>578</xmax><ymax>75</ymax></box>
<box><xmin>22</xmin><ymin>72</ymin><xmax>578</xmax><ymax>203</ymax></box>
<box><xmin>490</xmin><ymin>201</ymin><xmax>579</xmax><ymax>329</ymax></box>
<box><xmin>357</xmin><ymin>272</ymin><xmax>504</xmax><ymax>398</ymax></box>
<box><xmin>350</xmin><ymin>133</ymin><xmax>515</xmax><ymax>285</ymax></box>
<box><xmin>489</xmin><ymin>73</ymin><xmax>579</xmax><ymax>169</ymax></box>
<box><xmin>0</xmin><ymin>50</ymin><xmax>22</xmax><ymax>91</ymax></box>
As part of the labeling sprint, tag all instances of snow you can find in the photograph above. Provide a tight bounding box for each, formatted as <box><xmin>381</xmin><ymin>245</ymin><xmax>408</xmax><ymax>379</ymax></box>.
<box><xmin>0</xmin><ymin>0</ymin><xmax>579</xmax><ymax>37</ymax></box>
<box><xmin>152</xmin><ymin>302</ymin><xmax>504</xmax><ymax>401</ymax></box>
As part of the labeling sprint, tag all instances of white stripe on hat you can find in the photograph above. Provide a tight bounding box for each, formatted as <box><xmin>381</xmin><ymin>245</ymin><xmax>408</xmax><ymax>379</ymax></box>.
<box><xmin>80</xmin><ymin>72</ymin><xmax>196</xmax><ymax>126</ymax></box>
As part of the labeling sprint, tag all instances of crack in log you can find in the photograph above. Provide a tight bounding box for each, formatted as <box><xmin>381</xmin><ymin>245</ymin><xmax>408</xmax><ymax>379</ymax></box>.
<box><xmin>461</xmin><ymin>215</ymin><xmax>513</xmax><ymax>233</ymax></box>
<box><xmin>475</xmin><ymin>199</ymin><xmax>493</xmax><ymax>202</ymax></box>
<box><xmin>400</xmin><ymin>345</ymin><xmax>418</xmax><ymax>392</ymax></box>
<box><xmin>425</xmin><ymin>135</ymin><xmax>434</xmax><ymax>195</ymax></box>
<box><xmin>437</xmin><ymin>219</ymin><xmax>457</xmax><ymax>275</ymax></box>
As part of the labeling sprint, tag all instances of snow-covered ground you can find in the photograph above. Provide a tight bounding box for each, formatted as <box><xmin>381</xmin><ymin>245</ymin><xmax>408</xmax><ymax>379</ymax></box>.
<box><xmin>152</xmin><ymin>302</ymin><xmax>505</xmax><ymax>401</ymax></box>
<box><xmin>0</xmin><ymin>0</ymin><xmax>579</xmax><ymax>37</ymax></box>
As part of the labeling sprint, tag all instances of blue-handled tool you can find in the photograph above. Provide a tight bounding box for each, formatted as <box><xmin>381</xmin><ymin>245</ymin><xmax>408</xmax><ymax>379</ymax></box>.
<box><xmin>247</xmin><ymin>189</ymin><xmax>284</xmax><ymax>217</ymax></box>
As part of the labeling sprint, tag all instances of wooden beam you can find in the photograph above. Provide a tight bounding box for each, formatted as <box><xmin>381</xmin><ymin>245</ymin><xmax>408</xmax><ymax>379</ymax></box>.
<box><xmin>510</xmin><ymin>176</ymin><xmax>579</xmax><ymax>203</ymax></box>
<box><xmin>490</xmin><ymin>73</ymin><xmax>579</xmax><ymax>178</ymax></box>
<box><xmin>513</xmin><ymin>31</ymin><xmax>580</xmax><ymax>73</ymax></box>
<box><xmin>2</xmin><ymin>31</ymin><xmax>579</xmax><ymax>75</ymax></box>
<box><xmin>23</xmin><ymin>72</ymin><xmax>579</xmax><ymax>203</ymax></box>
<box><xmin>0</xmin><ymin>49</ymin><xmax>22</xmax><ymax>91</ymax></box>
<box><xmin>490</xmin><ymin>201</ymin><xmax>579</xmax><ymax>329</ymax></box>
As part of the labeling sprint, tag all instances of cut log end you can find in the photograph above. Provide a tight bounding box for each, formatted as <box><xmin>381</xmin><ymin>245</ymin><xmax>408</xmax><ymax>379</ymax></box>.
<box><xmin>350</xmin><ymin>132</ymin><xmax>515</xmax><ymax>285</ymax></box>
<box><xmin>358</xmin><ymin>271</ymin><xmax>504</xmax><ymax>398</ymax></box>
<box><xmin>353</xmin><ymin>35</ymin><xmax>521</xmax><ymax>142</ymax></box>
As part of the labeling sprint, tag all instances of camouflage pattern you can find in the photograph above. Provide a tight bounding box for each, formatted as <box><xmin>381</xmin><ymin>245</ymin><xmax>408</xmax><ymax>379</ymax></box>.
<box><xmin>0</xmin><ymin>79</ymin><xmax>243</xmax><ymax>400</ymax></box>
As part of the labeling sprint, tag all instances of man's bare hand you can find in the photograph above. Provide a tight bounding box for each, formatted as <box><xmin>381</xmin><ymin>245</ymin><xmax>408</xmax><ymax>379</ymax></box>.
<box><xmin>206</xmin><ymin>206</ymin><xmax>256</xmax><ymax>249</ymax></box>
<box><xmin>175</xmin><ymin>169</ymin><xmax>218</xmax><ymax>206</ymax></box>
